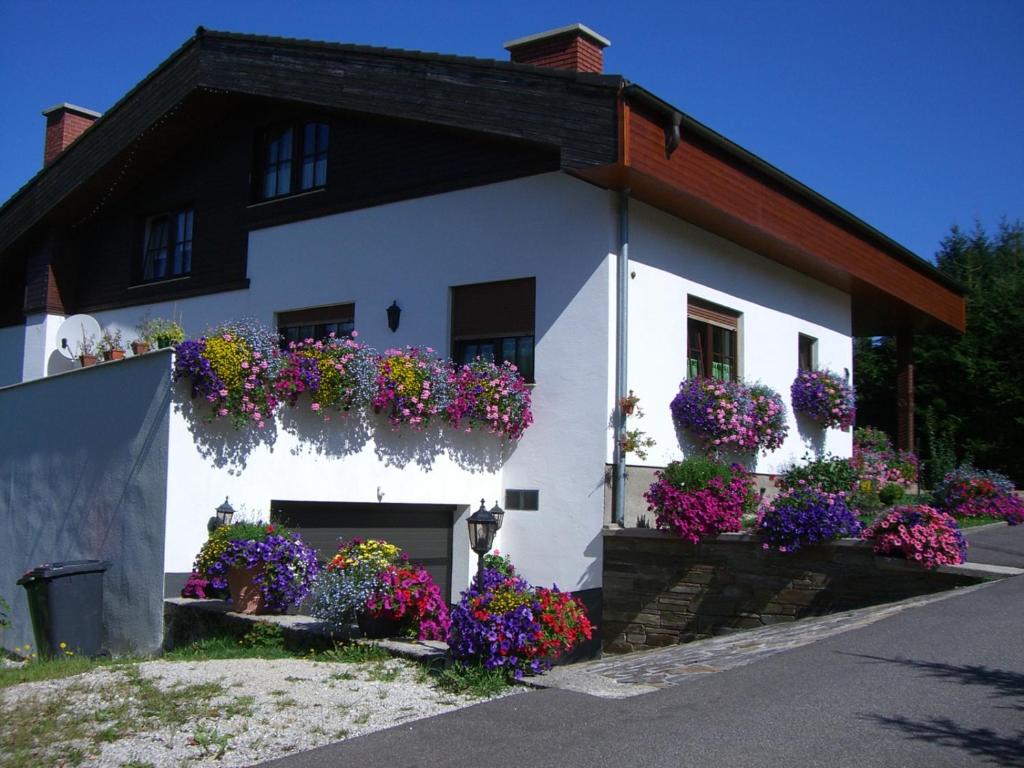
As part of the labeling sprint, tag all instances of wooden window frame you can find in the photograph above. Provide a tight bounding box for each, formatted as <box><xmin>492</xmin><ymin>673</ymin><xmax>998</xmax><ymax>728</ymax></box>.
<box><xmin>451</xmin><ymin>277</ymin><xmax>536</xmax><ymax>384</ymax></box>
<box><xmin>687</xmin><ymin>296</ymin><xmax>740</xmax><ymax>381</ymax></box>
<box><xmin>255</xmin><ymin>120</ymin><xmax>330</xmax><ymax>202</ymax></box>
<box><xmin>276</xmin><ymin>302</ymin><xmax>355</xmax><ymax>348</ymax></box>
<box><xmin>798</xmin><ymin>333</ymin><xmax>818</xmax><ymax>371</ymax></box>
<box><xmin>139</xmin><ymin>207</ymin><xmax>194</xmax><ymax>284</ymax></box>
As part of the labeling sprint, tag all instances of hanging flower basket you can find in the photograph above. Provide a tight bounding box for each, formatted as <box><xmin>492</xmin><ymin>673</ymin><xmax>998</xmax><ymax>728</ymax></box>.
<box><xmin>790</xmin><ymin>369</ymin><xmax>855</xmax><ymax>430</ymax></box>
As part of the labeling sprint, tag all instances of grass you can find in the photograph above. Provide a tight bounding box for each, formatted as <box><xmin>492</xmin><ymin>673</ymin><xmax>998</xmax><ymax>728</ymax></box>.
<box><xmin>429</xmin><ymin>662</ymin><xmax>512</xmax><ymax>698</ymax></box>
<box><xmin>0</xmin><ymin>629</ymin><xmax>513</xmax><ymax>767</ymax></box>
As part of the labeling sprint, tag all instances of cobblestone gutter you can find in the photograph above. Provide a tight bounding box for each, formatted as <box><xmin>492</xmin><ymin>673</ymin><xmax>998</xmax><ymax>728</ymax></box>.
<box><xmin>603</xmin><ymin>529</ymin><xmax>988</xmax><ymax>653</ymax></box>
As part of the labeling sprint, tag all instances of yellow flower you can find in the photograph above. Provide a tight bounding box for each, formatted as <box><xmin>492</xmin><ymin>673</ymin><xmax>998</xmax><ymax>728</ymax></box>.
<box><xmin>59</xmin><ymin>642</ymin><xmax>67</xmax><ymax>649</ymax></box>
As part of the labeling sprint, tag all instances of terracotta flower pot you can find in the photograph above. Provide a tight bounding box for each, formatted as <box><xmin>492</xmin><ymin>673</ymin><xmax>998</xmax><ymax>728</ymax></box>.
<box><xmin>131</xmin><ymin>341</ymin><xmax>150</xmax><ymax>356</ymax></box>
<box><xmin>79</xmin><ymin>354</ymin><xmax>97</xmax><ymax>368</ymax></box>
<box><xmin>103</xmin><ymin>349</ymin><xmax>126</xmax><ymax>362</ymax></box>
<box><xmin>357</xmin><ymin>611</ymin><xmax>401</xmax><ymax>639</ymax></box>
<box><xmin>227</xmin><ymin>565</ymin><xmax>269</xmax><ymax>614</ymax></box>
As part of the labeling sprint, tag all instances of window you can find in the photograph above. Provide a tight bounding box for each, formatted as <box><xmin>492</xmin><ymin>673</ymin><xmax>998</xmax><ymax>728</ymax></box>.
<box><xmin>257</xmin><ymin>121</ymin><xmax>330</xmax><ymax>201</ymax></box>
<box><xmin>142</xmin><ymin>208</ymin><xmax>193</xmax><ymax>282</ymax></box>
<box><xmin>687</xmin><ymin>297</ymin><xmax>739</xmax><ymax>381</ymax></box>
<box><xmin>451</xmin><ymin>277</ymin><xmax>535</xmax><ymax>383</ymax></box>
<box><xmin>505</xmin><ymin>489</ymin><xmax>539</xmax><ymax>511</ymax></box>
<box><xmin>277</xmin><ymin>303</ymin><xmax>354</xmax><ymax>348</ymax></box>
<box><xmin>798</xmin><ymin>334</ymin><xmax>818</xmax><ymax>370</ymax></box>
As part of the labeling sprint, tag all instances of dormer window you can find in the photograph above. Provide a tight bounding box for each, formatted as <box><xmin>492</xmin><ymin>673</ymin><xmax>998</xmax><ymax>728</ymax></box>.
<box><xmin>142</xmin><ymin>208</ymin><xmax>193</xmax><ymax>282</ymax></box>
<box><xmin>257</xmin><ymin>121</ymin><xmax>329</xmax><ymax>201</ymax></box>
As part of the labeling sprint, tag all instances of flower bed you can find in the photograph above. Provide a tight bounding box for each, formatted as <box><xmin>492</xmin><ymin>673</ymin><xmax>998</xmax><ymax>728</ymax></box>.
<box><xmin>173</xmin><ymin>320</ymin><xmax>282</xmax><ymax>428</ymax></box>
<box><xmin>861</xmin><ymin>505</ymin><xmax>968</xmax><ymax>568</ymax></box>
<box><xmin>670</xmin><ymin>377</ymin><xmax>787</xmax><ymax>455</ymax></box>
<box><xmin>448</xmin><ymin>556</ymin><xmax>593</xmax><ymax>678</ymax></box>
<box><xmin>310</xmin><ymin>538</ymin><xmax>450</xmax><ymax>640</ymax></box>
<box><xmin>447</xmin><ymin>358</ymin><xmax>533</xmax><ymax>439</ymax></box>
<box><xmin>644</xmin><ymin>457</ymin><xmax>756</xmax><ymax>543</ymax></box>
<box><xmin>851</xmin><ymin>427</ymin><xmax>919</xmax><ymax>487</ymax></box>
<box><xmin>932</xmin><ymin>466</ymin><xmax>1023</xmax><ymax>525</ymax></box>
<box><xmin>275</xmin><ymin>333</ymin><xmax>377</xmax><ymax>416</ymax></box>
<box><xmin>173</xmin><ymin>322</ymin><xmax>534</xmax><ymax>440</ymax></box>
<box><xmin>790</xmin><ymin>368</ymin><xmax>855</xmax><ymax>429</ymax></box>
<box><xmin>758</xmin><ymin>486</ymin><xmax>862</xmax><ymax>552</ymax></box>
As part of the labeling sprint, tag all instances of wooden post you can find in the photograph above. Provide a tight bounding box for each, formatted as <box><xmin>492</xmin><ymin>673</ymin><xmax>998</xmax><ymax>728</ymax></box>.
<box><xmin>896</xmin><ymin>334</ymin><xmax>914</xmax><ymax>452</ymax></box>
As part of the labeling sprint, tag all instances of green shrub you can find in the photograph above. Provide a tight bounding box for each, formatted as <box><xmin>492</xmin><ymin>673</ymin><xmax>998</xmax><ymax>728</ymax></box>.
<box><xmin>777</xmin><ymin>454</ymin><xmax>858</xmax><ymax>495</ymax></box>
<box><xmin>662</xmin><ymin>455</ymin><xmax>738</xmax><ymax>491</ymax></box>
<box><xmin>878</xmin><ymin>483</ymin><xmax>907</xmax><ymax>506</ymax></box>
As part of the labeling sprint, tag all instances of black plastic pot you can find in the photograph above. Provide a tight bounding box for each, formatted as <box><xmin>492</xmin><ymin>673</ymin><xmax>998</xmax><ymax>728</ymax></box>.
<box><xmin>17</xmin><ymin>560</ymin><xmax>110</xmax><ymax>658</ymax></box>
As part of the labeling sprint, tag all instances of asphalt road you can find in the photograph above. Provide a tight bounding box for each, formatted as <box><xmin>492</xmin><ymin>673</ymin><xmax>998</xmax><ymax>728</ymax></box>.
<box><xmin>966</xmin><ymin>522</ymin><xmax>1024</xmax><ymax>567</ymax></box>
<box><xmin>260</xmin><ymin>525</ymin><xmax>1024</xmax><ymax>768</ymax></box>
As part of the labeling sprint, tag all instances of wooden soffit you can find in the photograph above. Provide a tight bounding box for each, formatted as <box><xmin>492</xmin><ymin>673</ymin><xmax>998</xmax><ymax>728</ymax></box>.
<box><xmin>573</xmin><ymin>93</ymin><xmax>966</xmax><ymax>336</ymax></box>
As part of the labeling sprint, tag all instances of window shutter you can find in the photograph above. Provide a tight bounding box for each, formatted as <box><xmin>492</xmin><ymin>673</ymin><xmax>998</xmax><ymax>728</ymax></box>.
<box><xmin>452</xmin><ymin>277</ymin><xmax>535</xmax><ymax>338</ymax></box>
<box><xmin>687</xmin><ymin>297</ymin><xmax>739</xmax><ymax>331</ymax></box>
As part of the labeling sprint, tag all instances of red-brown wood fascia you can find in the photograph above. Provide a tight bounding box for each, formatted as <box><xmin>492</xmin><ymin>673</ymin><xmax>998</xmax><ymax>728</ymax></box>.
<box><xmin>575</xmin><ymin>98</ymin><xmax>966</xmax><ymax>336</ymax></box>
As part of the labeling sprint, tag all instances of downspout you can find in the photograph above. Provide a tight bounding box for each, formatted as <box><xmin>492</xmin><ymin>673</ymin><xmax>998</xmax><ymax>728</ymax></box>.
<box><xmin>613</xmin><ymin>189</ymin><xmax>630</xmax><ymax>527</ymax></box>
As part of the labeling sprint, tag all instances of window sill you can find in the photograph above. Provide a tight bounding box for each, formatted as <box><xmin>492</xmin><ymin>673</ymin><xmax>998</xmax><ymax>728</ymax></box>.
<box><xmin>247</xmin><ymin>187</ymin><xmax>326</xmax><ymax>209</ymax></box>
<box><xmin>128</xmin><ymin>275</ymin><xmax>191</xmax><ymax>290</ymax></box>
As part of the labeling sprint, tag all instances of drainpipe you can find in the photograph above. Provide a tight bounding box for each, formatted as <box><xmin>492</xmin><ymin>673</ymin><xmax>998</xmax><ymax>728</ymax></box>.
<box><xmin>613</xmin><ymin>189</ymin><xmax>630</xmax><ymax>527</ymax></box>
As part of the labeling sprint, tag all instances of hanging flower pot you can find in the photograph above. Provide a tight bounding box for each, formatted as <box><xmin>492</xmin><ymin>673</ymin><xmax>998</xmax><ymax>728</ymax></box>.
<box><xmin>226</xmin><ymin>565</ymin><xmax>270</xmax><ymax>615</ymax></box>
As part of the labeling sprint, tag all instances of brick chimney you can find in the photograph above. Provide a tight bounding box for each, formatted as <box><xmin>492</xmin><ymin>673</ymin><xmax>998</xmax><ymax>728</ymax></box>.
<box><xmin>504</xmin><ymin>24</ymin><xmax>610</xmax><ymax>74</ymax></box>
<box><xmin>42</xmin><ymin>103</ymin><xmax>101</xmax><ymax>166</ymax></box>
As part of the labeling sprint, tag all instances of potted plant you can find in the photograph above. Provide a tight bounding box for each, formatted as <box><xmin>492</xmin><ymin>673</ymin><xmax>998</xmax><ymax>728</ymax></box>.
<box><xmin>77</xmin><ymin>333</ymin><xmax>98</xmax><ymax>367</ymax></box>
<box><xmin>199</xmin><ymin>520</ymin><xmax>319</xmax><ymax>614</ymax></box>
<box><xmin>130</xmin><ymin>336</ymin><xmax>150</xmax><ymax>356</ymax></box>
<box><xmin>98</xmin><ymin>329</ymin><xmax>126</xmax><ymax>361</ymax></box>
<box><xmin>139</xmin><ymin>316</ymin><xmax>185</xmax><ymax>349</ymax></box>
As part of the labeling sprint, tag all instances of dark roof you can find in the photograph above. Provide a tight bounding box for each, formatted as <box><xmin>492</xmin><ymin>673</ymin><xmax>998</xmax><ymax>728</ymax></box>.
<box><xmin>0</xmin><ymin>27</ymin><xmax>622</xmax><ymax>255</ymax></box>
<box><xmin>0</xmin><ymin>27</ymin><xmax>962</xmax><ymax>301</ymax></box>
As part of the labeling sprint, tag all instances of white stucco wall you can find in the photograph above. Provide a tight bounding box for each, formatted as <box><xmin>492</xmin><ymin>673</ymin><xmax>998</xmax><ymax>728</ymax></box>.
<box><xmin>130</xmin><ymin>173</ymin><xmax>616</xmax><ymax>597</ymax></box>
<box><xmin>622</xmin><ymin>199</ymin><xmax>854</xmax><ymax>475</ymax></box>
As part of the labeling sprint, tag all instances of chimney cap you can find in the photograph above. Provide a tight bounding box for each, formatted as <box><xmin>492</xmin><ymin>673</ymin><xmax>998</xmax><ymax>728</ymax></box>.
<box><xmin>41</xmin><ymin>103</ymin><xmax>102</xmax><ymax>119</ymax></box>
<box><xmin>504</xmin><ymin>23</ymin><xmax>611</xmax><ymax>52</ymax></box>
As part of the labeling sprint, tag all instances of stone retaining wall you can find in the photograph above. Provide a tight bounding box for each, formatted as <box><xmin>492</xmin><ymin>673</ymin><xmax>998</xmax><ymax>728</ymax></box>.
<box><xmin>603</xmin><ymin>529</ymin><xmax>985</xmax><ymax>653</ymax></box>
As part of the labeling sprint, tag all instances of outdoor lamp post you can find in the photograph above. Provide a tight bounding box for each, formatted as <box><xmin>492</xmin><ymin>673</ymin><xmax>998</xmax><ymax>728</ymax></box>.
<box><xmin>208</xmin><ymin>497</ymin><xmax>236</xmax><ymax>532</ymax></box>
<box><xmin>467</xmin><ymin>499</ymin><xmax>499</xmax><ymax>582</ymax></box>
<box><xmin>489</xmin><ymin>500</ymin><xmax>505</xmax><ymax>531</ymax></box>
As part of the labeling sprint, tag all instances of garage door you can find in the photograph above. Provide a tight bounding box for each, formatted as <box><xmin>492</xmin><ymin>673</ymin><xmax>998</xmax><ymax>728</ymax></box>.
<box><xmin>271</xmin><ymin>501</ymin><xmax>456</xmax><ymax>601</ymax></box>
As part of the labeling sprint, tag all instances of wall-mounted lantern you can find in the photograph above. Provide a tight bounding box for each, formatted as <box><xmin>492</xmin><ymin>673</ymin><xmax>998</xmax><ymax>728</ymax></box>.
<box><xmin>208</xmin><ymin>496</ymin><xmax>236</xmax><ymax>532</ymax></box>
<box><xmin>387</xmin><ymin>301</ymin><xmax>401</xmax><ymax>333</ymax></box>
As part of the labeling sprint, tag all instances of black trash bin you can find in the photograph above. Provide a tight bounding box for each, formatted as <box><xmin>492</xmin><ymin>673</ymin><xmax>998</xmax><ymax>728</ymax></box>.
<box><xmin>17</xmin><ymin>560</ymin><xmax>110</xmax><ymax>658</ymax></box>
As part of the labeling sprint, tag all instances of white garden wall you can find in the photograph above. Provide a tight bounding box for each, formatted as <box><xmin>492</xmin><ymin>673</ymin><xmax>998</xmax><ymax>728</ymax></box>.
<box><xmin>622</xmin><ymin>199</ymin><xmax>854</xmax><ymax>475</ymax></box>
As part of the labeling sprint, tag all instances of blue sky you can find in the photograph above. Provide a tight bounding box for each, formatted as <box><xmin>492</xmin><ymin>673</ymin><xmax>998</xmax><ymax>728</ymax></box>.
<box><xmin>1</xmin><ymin>0</ymin><xmax>1021</xmax><ymax>261</ymax></box>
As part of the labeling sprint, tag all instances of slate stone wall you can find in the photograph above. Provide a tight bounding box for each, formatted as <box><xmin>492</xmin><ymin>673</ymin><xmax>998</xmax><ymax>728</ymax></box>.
<box><xmin>603</xmin><ymin>529</ymin><xmax>982</xmax><ymax>653</ymax></box>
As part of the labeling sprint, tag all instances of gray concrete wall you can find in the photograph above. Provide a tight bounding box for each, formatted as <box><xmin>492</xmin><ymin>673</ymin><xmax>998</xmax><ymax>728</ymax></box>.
<box><xmin>603</xmin><ymin>528</ymin><xmax>983</xmax><ymax>653</ymax></box>
<box><xmin>0</xmin><ymin>350</ymin><xmax>171</xmax><ymax>655</ymax></box>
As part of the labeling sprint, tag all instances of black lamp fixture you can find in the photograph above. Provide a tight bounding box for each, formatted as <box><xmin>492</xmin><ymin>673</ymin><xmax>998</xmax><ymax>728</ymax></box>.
<box><xmin>489</xmin><ymin>500</ymin><xmax>505</xmax><ymax>531</ymax></box>
<box><xmin>467</xmin><ymin>499</ymin><xmax>499</xmax><ymax>581</ymax></box>
<box><xmin>216</xmin><ymin>497</ymin><xmax>236</xmax><ymax>525</ymax></box>
<box><xmin>386</xmin><ymin>300</ymin><xmax>401</xmax><ymax>333</ymax></box>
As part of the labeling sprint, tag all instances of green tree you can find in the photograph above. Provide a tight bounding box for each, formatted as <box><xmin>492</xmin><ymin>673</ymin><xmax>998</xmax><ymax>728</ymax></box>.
<box><xmin>854</xmin><ymin>220</ymin><xmax>1024</xmax><ymax>485</ymax></box>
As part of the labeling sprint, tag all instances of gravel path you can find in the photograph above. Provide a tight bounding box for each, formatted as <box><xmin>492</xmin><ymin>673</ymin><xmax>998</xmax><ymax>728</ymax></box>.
<box><xmin>1</xmin><ymin>657</ymin><xmax>520</xmax><ymax>767</ymax></box>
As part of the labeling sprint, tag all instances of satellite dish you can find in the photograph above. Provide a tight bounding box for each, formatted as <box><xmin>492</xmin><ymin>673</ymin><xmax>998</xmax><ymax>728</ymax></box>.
<box><xmin>56</xmin><ymin>314</ymin><xmax>102</xmax><ymax>359</ymax></box>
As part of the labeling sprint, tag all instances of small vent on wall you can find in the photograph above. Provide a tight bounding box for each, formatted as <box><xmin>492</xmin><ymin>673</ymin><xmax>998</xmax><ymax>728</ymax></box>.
<box><xmin>505</xmin><ymin>489</ymin><xmax>539</xmax><ymax>511</ymax></box>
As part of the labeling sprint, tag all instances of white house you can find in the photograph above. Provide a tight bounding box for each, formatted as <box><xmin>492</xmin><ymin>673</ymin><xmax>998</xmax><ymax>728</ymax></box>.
<box><xmin>0</xmin><ymin>24</ymin><xmax>965</xmax><ymax>653</ymax></box>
